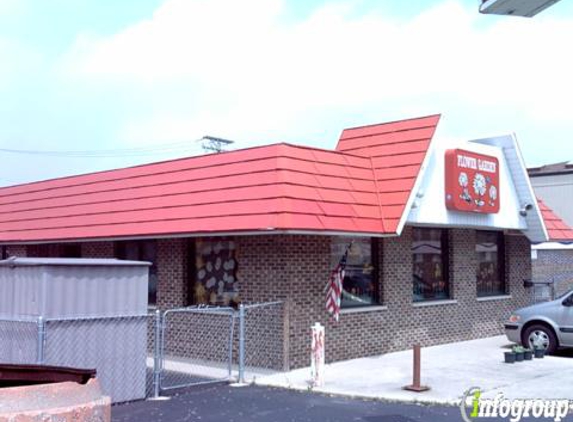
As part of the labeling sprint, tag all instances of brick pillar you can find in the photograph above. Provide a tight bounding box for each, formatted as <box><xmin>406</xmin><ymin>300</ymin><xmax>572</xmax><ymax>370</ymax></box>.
<box><xmin>449</xmin><ymin>228</ymin><xmax>477</xmax><ymax>302</ymax></box>
<box><xmin>81</xmin><ymin>242</ymin><xmax>115</xmax><ymax>258</ymax></box>
<box><xmin>5</xmin><ymin>245</ymin><xmax>27</xmax><ymax>257</ymax></box>
<box><xmin>506</xmin><ymin>234</ymin><xmax>531</xmax><ymax>308</ymax></box>
<box><xmin>156</xmin><ymin>238</ymin><xmax>188</xmax><ymax>309</ymax></box>
<box><xmin>27</xmin><ymin>244</ymin><xmax>62</xmax><ymax>257</ymax></box>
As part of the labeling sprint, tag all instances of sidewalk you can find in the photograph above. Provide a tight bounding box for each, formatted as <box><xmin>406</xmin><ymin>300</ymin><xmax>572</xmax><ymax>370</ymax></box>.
<box><xmin>254</xmin><ymin>336</ymin><xmax>573</xmax><ymax>404</ymax></box>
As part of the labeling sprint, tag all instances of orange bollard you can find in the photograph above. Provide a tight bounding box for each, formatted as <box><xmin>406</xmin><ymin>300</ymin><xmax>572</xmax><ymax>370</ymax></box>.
<box><xmin>403</xmin><ymin>344</ymin><xmax>430</xmax><ymax>392</ymax></box>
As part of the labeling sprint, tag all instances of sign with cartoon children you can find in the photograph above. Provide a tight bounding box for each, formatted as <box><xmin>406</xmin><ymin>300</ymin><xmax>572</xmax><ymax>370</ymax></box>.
<box><xmin>445</xmin><ymin>149</ymin><xmax>500</xmax><ymax>214</ymax></box>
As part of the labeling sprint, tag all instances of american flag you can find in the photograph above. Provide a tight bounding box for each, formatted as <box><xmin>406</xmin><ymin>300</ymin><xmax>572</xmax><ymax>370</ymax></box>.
<box><xmin>325</xmin><ymin>247</ymin><xmax>348</xmax><ymax>322</ymax></box>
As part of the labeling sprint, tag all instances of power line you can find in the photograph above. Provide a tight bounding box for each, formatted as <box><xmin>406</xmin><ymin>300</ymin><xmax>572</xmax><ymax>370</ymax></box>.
<box><xmin>0</xmin><ymin>139</ymin><xmax>204</xmax><ymax>158</ymax></box>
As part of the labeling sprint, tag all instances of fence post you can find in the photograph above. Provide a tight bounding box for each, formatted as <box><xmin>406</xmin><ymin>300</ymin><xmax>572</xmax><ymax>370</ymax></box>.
<box><xmin>238</xmin><ymin>304</ymin><xmax>246</xmax><ymax>384</ymax></box>
<box><xmin>36</xmin><ymin>316</ymin><xmax>45</xmax><ymax>364</ymax></box>
<box><xmin>152</xmin><ymin>309</ymin><xmax>162</xmax><ymax>398</ymax></box>
<box><xmin>282</xmin><ymin>300</ymin><xmax>290</xmax><ymax>372</ymax></box>
<box><xmin>227</xmin><ymin>310</ymin><xmax>234</xmax><ymax>380</ymax></box>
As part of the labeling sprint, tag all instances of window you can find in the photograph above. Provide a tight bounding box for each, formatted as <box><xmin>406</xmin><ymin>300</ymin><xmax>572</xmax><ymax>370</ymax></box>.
<box><xmin>190</xmin><ymin>238</ymin><xmax>239</xmax><ymax>306</ymax></box>
<box><xmin>331</xmin><ymin>237</ymin><xmax>379</xmax><ymax>308</ymax></box>
<box><xmin>61</xmin><ymin>244</ymin><xmax>81</xmax><ymax>258</ymax></box>
<box><xmin>115</xmin><ymin>240</ymin><xmax>158</xmax><ymax>306</ymax></box>
<box><xmin>412</xmin><ymin>228</ymin><xmax>450</xmax><ymax>302</ymax></box>
<box><xmin>0</xmin><ymin>246</ymin><xmax>6</xmax><ymax>260</ymax></box>
<box><xmin>476</xmin><ymin>231</ymin><xmax>506</xmax><ymax>297</ymax></box>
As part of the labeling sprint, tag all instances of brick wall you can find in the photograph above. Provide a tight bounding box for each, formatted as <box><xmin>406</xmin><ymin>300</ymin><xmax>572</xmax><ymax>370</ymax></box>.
<box><xmin>532</xmin><ymin>249</ymin><xmax>573</xmax><ymax>296</ymax></box>
<box><xmin>236</xmin><ymin>235</ymin><xmax>328</xmax><ymax>370</ymax></box>
<box><xmin>5</xmin><ymin>245</ymin><xmax>27</xmax><ymax>257</ymax></box>
<box><xmin>156</xmin><ymin>239</ymin><xmax>188</xmax><ymax>309</ymax></box>
<box><xmin>237</xmin><ymin>229</ymin><xmax>531</xmax><ymax>369</ymax></box>
<box><xmin>81</xmin><ymin>242</ymin><xmax>115</xmax><ymax>258</ymax></box>
<box><xmin>6</xmin><ymin>229</ymin><xmax>532</xmax><ymax>370</ymax></box>
<box><xmin>27</xmin><ymin>244</ymin><xmax>62</xmax><ymax>257</ymax></box>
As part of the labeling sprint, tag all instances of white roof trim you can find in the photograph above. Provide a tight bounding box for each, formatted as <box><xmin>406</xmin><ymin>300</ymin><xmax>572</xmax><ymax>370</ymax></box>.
<box><xmin>533</xmin><ymin>242</ymin><xmax>573</xmax><ymax>250</ymax></box>
<box><xmin>470</xmin><ymin>133</ymin><xmax>549</xmax><ymax>243</ymax></box>
<box><xmin>396</xmin><ymin>124</ymin><xmax>441</xmax><ymax>235</ymax></box>
<box><xmin>1</xmin><ymin>229</ymin><xmax>398</xmax><ymax>245</ymax></box>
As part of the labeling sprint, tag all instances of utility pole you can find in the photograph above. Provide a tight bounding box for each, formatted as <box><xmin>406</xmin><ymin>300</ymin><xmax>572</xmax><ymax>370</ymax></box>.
<box><xmin>200</xmin><ymin>136</ymin><xmax>235</xmax><ymax>153</ymax></box>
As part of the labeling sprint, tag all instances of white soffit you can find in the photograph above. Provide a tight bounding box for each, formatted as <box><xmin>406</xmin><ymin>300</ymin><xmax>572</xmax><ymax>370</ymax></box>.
<box><xmin>405</xmin><ymin>133</ymin><xmax>548</xmax><ymax>242</ymax></box>
<box><xmin>470</xmin><ymin>134</ymin><xmax>548</xmax><ymax>243</ymax></box>
<box><xmin>533</xmin><ymin>242</ymin><xmax>573</xmax><ymax>250</ymax></box>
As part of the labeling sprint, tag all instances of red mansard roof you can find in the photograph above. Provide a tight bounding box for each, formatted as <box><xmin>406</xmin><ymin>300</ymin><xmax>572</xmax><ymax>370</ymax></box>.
<box><xmin>337</xmin><ymin>114</ymin><xmax>441</xmax><ymax>233</ymax></box>
<box><xmin>538</xmin><ymin>199</ymin><xmax>573</xmax><ymax>242</ymax></box>
<box><xmin>0</xmin><ymin>115</ymin><xmax>440</xmax><ymax>243</ymax></box>
<box><xmin>2</xmin><ymin>114</ymin><xmax>569</xmax><ymax>244</ymax></box>
<box><xmin>0</xmin><ymin>145</ymin><xmax>374</xmax><ymax>243</ymax></box>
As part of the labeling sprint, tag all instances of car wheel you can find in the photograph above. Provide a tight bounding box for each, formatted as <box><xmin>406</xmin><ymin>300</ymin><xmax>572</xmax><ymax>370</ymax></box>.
<box><xmin>523</xmin><ymin>324</ymin><xmax>558</xmax><ymax>354</ymax></box>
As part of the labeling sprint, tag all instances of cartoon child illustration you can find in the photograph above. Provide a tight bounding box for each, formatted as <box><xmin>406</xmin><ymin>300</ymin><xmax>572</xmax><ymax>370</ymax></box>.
<box><xmin>489</xmin><ymin>184</ymin><xmax>497</xmax><ymax>207</ymax></box>
<box><xmin>458</xmin><ymin>172</ymin><xmax>472</xmax><ymax>203</ymax></box>
<box><xmin>473</xmin><ymin>173</ymin><xmax>487</xmax><ymax>207</ymax></box>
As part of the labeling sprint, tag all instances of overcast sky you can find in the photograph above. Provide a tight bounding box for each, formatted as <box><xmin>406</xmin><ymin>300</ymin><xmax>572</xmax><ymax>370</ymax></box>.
<box><xmin>1</xmin><ymin>0</ymin><xmax>572</xmax><ymax>186</ymax></box>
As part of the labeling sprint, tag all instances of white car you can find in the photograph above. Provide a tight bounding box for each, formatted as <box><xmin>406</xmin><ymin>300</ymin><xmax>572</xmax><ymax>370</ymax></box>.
<box><xmin>505</xmin><ymin>290</ymin><xmax>573</xmax><ymax>354</ymax></box>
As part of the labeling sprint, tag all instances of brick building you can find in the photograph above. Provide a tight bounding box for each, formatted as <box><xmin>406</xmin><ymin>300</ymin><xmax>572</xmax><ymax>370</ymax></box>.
<box><xmin>1</xmin><ymin>114</ymin><xmax>572</xmax><ymax>369</ymax></box>
<box><xmin>529</xmin><ymin>162</ymin><xmax>573</xmax><ymax>295</ymax></box>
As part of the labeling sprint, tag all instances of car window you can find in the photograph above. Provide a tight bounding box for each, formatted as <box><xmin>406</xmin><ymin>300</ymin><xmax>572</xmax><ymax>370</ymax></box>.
<box><xmin>556</xmin><ymin>289</ymin><xmax>573</xmax><ymax>300</ymax></box>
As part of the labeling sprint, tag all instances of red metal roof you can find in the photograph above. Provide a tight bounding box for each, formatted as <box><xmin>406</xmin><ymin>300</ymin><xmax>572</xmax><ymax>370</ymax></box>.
<box><xmin>6</xmin><ymin>114</ymin><xmax>567</xmax><ymax>244</ymax></box>
<box><xmin>0</xmin><ymin>142</ymin><xmax>392</xmax><ymax>243</ymax></box>
<box><xmin>337</xmin><ymin>114</ymin><xmax>441</xmax><ymax>233</ymax></box>
<box><xmin>537</xmin><ymin>199</ymin><xmax>573</xmax><ymax>242</ymax></box>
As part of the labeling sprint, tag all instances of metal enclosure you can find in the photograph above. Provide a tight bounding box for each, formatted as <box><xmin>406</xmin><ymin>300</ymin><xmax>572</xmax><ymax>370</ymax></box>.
<box><xmin>479</xmin><ymin>0</ymin><xmax>562</xmax><ymax>17</ymax></box>
<box><xmin>0</xmin><ymin>257</ymin><xmax>150</xmax><ymax>402</ymax></box>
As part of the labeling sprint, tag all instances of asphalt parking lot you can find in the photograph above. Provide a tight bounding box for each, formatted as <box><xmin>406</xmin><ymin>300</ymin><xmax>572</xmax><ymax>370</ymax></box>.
<box><xmin>113</xmin><ymin>383</ymin><xmax>573</xmax><ymax>422</ymax></box>
<box><xmin>112</xmin><ymin>384</ymin><xmax>463</xmax><ymax>422</ymax></box>
<box><xmin>113</xmin><ymin>341</ymin><xmax>573</xmax><ymax>422</ymax></box>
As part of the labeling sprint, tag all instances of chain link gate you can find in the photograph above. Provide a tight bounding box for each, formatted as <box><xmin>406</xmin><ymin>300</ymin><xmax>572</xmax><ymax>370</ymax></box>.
<box><xmin>1</xmin><ymin>301</ymin><xmax>286</xmax><ymax>400</ymax></box>
<box><xmin>154</xmin><ymin>306</ymin><xmax>235</xmax><ymax>394</ymax></box>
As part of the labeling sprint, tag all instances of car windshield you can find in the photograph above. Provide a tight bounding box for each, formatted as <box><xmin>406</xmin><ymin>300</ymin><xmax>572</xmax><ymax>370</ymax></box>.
<box><xmin>555</xmin><ymin>289</ymin><xmax>573</xmax><ymax>300</ymax></box>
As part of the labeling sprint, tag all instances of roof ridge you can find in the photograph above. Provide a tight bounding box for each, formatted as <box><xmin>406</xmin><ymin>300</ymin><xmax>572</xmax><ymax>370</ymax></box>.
<box><xmin>368</xmin><ymin>156</ymin><xmax>387</xmax><ymax>233</ymax></box>
<box><xmin>341</xmin><ymin>113</ymin><xmax>441</xmax><ymax>133</ymax></box>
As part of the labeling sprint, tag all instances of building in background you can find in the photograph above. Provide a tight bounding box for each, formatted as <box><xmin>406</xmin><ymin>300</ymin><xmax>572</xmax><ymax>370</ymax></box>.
<box><xmin>529</xmin><ymin>162</ymin><xmax>573</xmax><ymax>296</ymax></box>
<box><xmin>1</xmin><ymin>114</ymin><xmax>572</xmax><ymax>369</ymax></box>
<box><xmin>529</xmin><ymin>162</ymin><xmax>573</xmax><ymax>227</ymax></box>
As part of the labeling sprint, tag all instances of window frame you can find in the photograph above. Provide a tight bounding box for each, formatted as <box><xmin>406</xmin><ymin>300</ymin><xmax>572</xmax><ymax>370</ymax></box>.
<box><xmin>114</xmin><ymin>240</ymin><xmax>158</xmax><ymax>306</ymax></box>
<box><xmin>331</xmin><ymin>237</ymin><xmax>381</xmax><ymax>309</ymax></box>
<box><xmin>188</xmin><ymin>237</ymin><xmax>239</xmax><ymax>307</ymax></box>
<box><xmin>61</xmin><ymin>243</ymin><xmax>82</xmax><ymax>258</ymax></box>
<box><xmin>476</xmin><ymin>230</ymin><xmax>506</xmax><ymax>298</ymax></box>
<box><xmin>187</xmin><ymin>238</ymin><xmax>197</xmax><ymax>306</ymax></box>
<box><xmin>412</xmin><ymin>227</ymin><xmax>451</xmax><ymax>303</ymax></box>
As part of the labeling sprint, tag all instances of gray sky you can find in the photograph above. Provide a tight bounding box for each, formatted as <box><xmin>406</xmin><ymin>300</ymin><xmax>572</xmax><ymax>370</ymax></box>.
<box><xmin>1</xmin><ymin>0</ymin><xmax>572</xmax><ymax>186</ymax></box>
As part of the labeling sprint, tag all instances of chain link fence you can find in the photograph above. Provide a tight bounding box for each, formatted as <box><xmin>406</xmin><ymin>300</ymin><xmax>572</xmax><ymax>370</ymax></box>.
<box><xmin>240</xmin><ymin>302</ymin><xmax>288</xmax><ymax>377</ymax></box>
<box><xmin>0</xmin><ymin>316</ymin><xmax>38</xmax><ymax>364</ymax></box>
<box><xmin>0</xmin><ymin>314</ymin><xmax>152</xmax><ymax>403</ymax></box>
<box><xmin>0</xmin><ymin>301</ymin><xmax>288</xmax><ymax>401</ymax></box>
<box><xmin>157</xmin><ymin>306</ymin><xmax>235</xmax><ymax>392</ymax></box>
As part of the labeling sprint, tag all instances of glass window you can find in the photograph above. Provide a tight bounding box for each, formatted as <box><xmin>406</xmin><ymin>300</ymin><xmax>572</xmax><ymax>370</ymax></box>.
<box><xmin>476</xmin><ymin>231</ymin><xmax>505</xmax><ymax>297</ymax></box>
<box><xmin>331</xmin><ymin>237</ymin><xmax>378</xmax><ymax>308</ymax></box>
<box><xmin>61</xmin><ymin>244</ymin><xmax>81</xmax><ymax>258</ymax></box>
<box><xmin>191</xmin><ymin>238</ymin><xmax>239</xmax><ymax>307</ymax></box>
<box><xmin>115</xmin><ymin>240</ymin><xmax>158</xmax><ymax>306</ymax></box>
<box><xmin>412</xmin><ymin>228</ymin><xmax>449</xmax><ymax>302</ymax></box>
